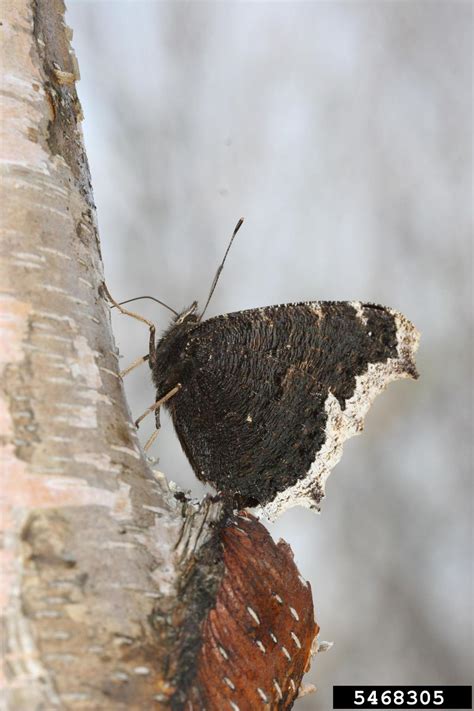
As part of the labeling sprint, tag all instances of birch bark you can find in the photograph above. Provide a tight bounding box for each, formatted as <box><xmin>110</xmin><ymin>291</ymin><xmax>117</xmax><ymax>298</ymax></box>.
<box><xmin>1</xmin><ymin>2</ymin><xmax>189</xmax><ymax>708</ymax></box>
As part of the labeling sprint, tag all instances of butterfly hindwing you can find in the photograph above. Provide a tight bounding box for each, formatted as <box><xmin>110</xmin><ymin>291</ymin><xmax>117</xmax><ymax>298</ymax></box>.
<box><xmin>163</xmin><ymin>301</ymin><xmax>419</xmax><ymax>517</ymax></box>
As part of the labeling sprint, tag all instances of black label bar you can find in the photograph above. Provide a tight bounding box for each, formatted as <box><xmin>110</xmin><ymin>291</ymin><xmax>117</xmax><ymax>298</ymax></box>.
<box><xmin>333</xmin><ymin>686</ymin><xmax>472</xmax><ymax>709</ymax></box>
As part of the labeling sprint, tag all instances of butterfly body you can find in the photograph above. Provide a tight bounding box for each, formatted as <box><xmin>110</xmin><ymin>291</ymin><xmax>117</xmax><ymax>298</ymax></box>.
<box><xmin>150</xmin><ymin>300</ymin><xmax>419</xmax><ymax>518</ymax></box>
<box><xmin>152</xmin><ymin>312</ymin><xmax>200</xmax><ymax>400</ymax></box>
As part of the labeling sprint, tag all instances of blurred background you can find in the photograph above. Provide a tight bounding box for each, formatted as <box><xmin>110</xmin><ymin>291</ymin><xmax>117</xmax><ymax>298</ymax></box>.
<box><xmin>67</xmin><ymin>2</ymin><xmax>472</xmax><ymax>707</ymax></box>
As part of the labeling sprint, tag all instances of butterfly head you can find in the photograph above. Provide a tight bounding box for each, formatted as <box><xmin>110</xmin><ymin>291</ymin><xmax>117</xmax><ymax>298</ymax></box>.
<box><xmin>174</xmin><ymin>301</ymin><xmax>200</xmax><ymax>326</ymax></box>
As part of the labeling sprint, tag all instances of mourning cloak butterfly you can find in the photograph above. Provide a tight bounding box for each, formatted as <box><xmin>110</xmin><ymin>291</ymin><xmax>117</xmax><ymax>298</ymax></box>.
<box><xmin>105</xmin><ymin>224</ymin><xmax>419</xmax><ymax>518</ymax></box>
<box><xmin>149</xmin><ymin>297</ymin><xmax>419</xmax><ymax>518</ymax></box>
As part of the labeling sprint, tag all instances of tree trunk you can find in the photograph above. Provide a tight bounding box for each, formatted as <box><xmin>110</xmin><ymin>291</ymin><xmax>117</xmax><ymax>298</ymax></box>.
<box><xmin>0</xmin><ymin>3</ymin><xmax>318</xmax><ymax>709</ymax></box>
<box><xmin>0</xmin><ymin>1</ymin><xmax>190</xmax><ymax>707</ymax></box>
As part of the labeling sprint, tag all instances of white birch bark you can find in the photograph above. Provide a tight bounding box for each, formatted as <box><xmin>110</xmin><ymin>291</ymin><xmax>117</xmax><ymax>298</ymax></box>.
<box><xmin>0</xmin><ymin>2</ymin><xmax>199</xmax><ymax>708</ymax></box>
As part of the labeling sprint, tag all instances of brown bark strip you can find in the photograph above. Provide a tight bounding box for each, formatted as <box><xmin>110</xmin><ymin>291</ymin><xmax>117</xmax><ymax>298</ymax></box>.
<box><xmin>183</xmin><ymin>512</ymin><xmax>319</xmax><ymax>711</ymax></box>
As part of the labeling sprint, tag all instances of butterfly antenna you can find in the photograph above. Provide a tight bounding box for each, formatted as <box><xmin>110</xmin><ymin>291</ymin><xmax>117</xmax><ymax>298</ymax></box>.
<box><xmin>112</xmin><ymin>296</ymin><xmax>179</xmax><ymax>317</ymax></box>
<box><xmin>200</xmin><ymin>218</ymin><xmax>244</xmax><ymax>320</ymax></box>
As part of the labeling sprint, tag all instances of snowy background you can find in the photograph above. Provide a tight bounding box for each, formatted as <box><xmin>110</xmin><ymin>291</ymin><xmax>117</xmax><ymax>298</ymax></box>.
<box><xmin>67</xmin><ymin>2</ymin><xmax>472</xmax><ymax>707</ymax></box>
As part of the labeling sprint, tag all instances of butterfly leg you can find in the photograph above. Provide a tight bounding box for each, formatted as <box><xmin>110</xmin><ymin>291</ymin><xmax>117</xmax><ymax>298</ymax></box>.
<box><xmin>134</xmin><ymin>383</ymin><xmax>182</xmax><ymax>428</ymax></box>
<box><xmin>101</xmin><ymin>281</ymin><xmax>157</xmax><ymax>375</ymax></box>
<box><xmin>101</xmin><ymin>282</ymin><xmax>155</xmax><ymax>330</ymax></box>
<box><xmin>117</xmin><ymin>326</ymin><xmax>155</xmax><ymax>378</ymax></box>
<box><xmin>140</xmin><ymin>384</ymin><xmax>182</xmax><ymax>452</ymax></box>
<box><xmin>144</xmin><ymin>427</ymin><xmax>160</xmax><ymax>452</ymax></box>
<box><xmin>120</xmin><ymin>353</ymin><xmax>149</xmax><ymax>378</ymax></box>
<box><xmin>148</xmin><ymin>322</ymin><xmax>157</xmax><ymax>370</ymax></box>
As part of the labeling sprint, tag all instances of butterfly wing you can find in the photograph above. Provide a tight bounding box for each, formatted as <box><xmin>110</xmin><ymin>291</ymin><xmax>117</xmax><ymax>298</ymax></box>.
<box><xmin>167</xmin><ymin>301</ymin><xmax>419</xmax><ymax>517</ymax></box>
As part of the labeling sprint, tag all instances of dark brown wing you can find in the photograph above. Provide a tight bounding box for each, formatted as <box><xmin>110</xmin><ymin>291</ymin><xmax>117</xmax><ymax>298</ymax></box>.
<box><xmin>167</xmin><ymin>301</ymin><xmax>419</xmax><ymax>516</ymax></box>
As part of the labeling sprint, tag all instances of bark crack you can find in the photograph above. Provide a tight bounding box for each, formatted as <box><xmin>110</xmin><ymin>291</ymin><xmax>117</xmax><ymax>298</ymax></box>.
<box><xmin>32</xmin><ymin>0</ymin><xmax>93</xmax><ymax>209</ymax></box>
